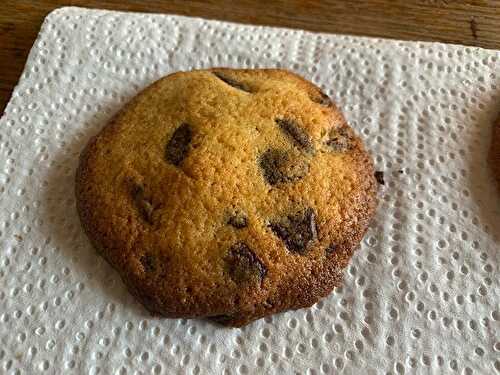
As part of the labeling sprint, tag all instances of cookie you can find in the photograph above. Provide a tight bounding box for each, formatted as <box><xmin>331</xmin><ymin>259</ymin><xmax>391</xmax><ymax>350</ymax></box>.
<box><xmin>490</xmin><ymin>114</ymin><xmax>500</xmax><ymax>190</ymax></box>
<box><xmin>75</xmin><ymin>68</ymin><xmax>378</xmax><ymax>327</ymax></box>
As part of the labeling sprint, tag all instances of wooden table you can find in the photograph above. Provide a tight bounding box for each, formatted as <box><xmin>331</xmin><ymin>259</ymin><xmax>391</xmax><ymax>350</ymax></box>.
<box><xmin>2</xmin><ymin>0</ymin><xmax>500</xmax><ymax>112</ymax></box>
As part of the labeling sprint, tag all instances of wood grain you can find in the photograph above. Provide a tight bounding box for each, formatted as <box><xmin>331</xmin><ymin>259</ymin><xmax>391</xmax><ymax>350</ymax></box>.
<box><xmin>1</xmin><ymin>0</ymin><xmax>500</xmax><ymax>112</ymax></box>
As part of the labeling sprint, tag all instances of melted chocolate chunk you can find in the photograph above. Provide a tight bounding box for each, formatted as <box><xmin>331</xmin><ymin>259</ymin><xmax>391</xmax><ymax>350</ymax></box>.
<box><xmin>325</xmin><ymin>243</ymin><xmax>338</xmax><ymax>255</ymax></box>
<box><xmin>258</xmin><ymin>149</ymin><xmax>309</xmax><ymax>186</ymax></box>
<box><xmin>275</xmin><ymin>118</ymin><xmax>313</xmax><ymax>152</ymax></box>
<box><xmin>165</xmin><ymin>123</ymin><xmax>192</xmax><ymax>166</ymax></box>
<box><xmin>311</xmin><ymin>90</ymin><xmax>333</xmax><ymax>106</ymax></box>
<box><xmin>225</xmin><ymin>242</ymin><xmax>267</xmax><ymax>284</ymax></box>
<box><xmin>269</xmin><ymin>208</ymin><xmax>318</xmax><ymax>254</ymax></box>
<box><xmin>227</xmin><ymin>211</ymin><xmax>248</xmax><ymax>229</ymax></box>
<box><xmin>140</xmin><ymin>253</ymin><xmax>156</xmax><ymax>272</ymax></box>
<box><xmin>213</xmin><ymin>72</ymin><xmax>251</xmax><ymax>92</ymax></box>
<box><xmin>325</xmin><ymin>126</ymin><xmax>354</xmax><ymax>152</ymax></box>
<box><xmin>132</xmin><ymin>183</ymin><xmax>155</xmax><ymax>224</ymax></box>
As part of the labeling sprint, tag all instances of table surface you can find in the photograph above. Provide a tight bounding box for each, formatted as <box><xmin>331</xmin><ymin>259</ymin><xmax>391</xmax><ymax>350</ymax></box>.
<box><xmin>1</xmin><ymin>0</ymin><xmax>500</xmax><ymax>113</ymax></box>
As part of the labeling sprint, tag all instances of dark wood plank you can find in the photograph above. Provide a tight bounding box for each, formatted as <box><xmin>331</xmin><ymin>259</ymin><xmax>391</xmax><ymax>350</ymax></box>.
<box><xmin>1</xmin><ymin>0</ymin><xmax>500</xmax><ymax>112</ymax></box>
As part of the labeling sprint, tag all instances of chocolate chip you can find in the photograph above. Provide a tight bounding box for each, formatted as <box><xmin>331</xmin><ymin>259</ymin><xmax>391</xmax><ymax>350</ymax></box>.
<box><xmin>374</xmin><ymin>171</ymin><xmax>385</xmax><ymax>185</ymax></box>
<box><xmin>325</xmin><ymin>243</ymin><xmax>338</xmax><ymax>254</ymax></box>
<box><xmin>225</xmin><ymin>242</ymin><xmax>267</xmax><ymax>284</ymax></box>
<box><xmin>275</xmin><ymin>118</ymin><xmax>313</xmax><ymax>152</ymax></box>
<box><xmin>227</xmin><ymin>211</ymin><xmax>248</xmax><ymax>229</ymax></box>
<box><xmin>311</xmin><ymin>90</ymin><xmax>333</xmax><ymax>106</ymax></box>
<box><xmin>132</xmin><ymin>183</ymin><xmax>155</xmax><ymax>224</ymax></box>
<box><xmin>165</xmin><ymin>123</ymin><xmax>192</xmax><ymax>166</ymax></box>
<box><xmin>269</xmin><ymin>207</ymin><xmax>318</xmax><ymax>254</ymax></box>
<box><xmin>325</xmin><ymin>126</ymin><xmax>353</xmax><ymax>152</ymax></box>
<box><xmin>259</xmin><ymin>149</ymin><xmax>309</xmax><ymax>185</ymax></box>
<box><xmin>213</xmin><ymin>72</ymin><xmax>251</xmax><ymax>92</ymax></box>
<box><xmin>140</xmin><ymin>253</ymin><xmax>156</xmax><ymax>272</ymax></box>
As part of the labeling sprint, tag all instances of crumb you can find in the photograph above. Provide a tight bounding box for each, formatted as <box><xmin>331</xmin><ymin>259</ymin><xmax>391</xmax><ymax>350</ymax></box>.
<box><xmin>374</xmin><ymin>171</ymin><xmax>385</xmax><ymax>185</ymax></box>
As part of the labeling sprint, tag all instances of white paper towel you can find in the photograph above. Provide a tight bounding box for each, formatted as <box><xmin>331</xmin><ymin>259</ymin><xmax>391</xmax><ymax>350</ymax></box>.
<box><xmin>0</xmin><ymin>6</ymin><xmax>499</xmax><ymax>375</ymax></box>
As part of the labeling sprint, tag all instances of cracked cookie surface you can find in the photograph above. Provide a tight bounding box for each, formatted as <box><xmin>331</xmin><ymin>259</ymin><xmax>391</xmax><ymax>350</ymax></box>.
<box><xmin>75</xmin><ymin>68</ymin><xmax>377</xmax><ymax>327</ymax></box>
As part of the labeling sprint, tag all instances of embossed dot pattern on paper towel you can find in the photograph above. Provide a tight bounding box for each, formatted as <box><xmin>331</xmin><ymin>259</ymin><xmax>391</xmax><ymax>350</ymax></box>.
<box><xmin>0</xmin><ymin>6</ymin><xmax>499</xmax><ymax>375</ymax></box>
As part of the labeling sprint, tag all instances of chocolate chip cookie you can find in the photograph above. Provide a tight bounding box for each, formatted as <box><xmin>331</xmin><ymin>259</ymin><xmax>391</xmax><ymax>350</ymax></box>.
<box><xmin>75</xmin><ymin>68</ymin><xmax>378</xmax><ymax>327</ymax></box>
